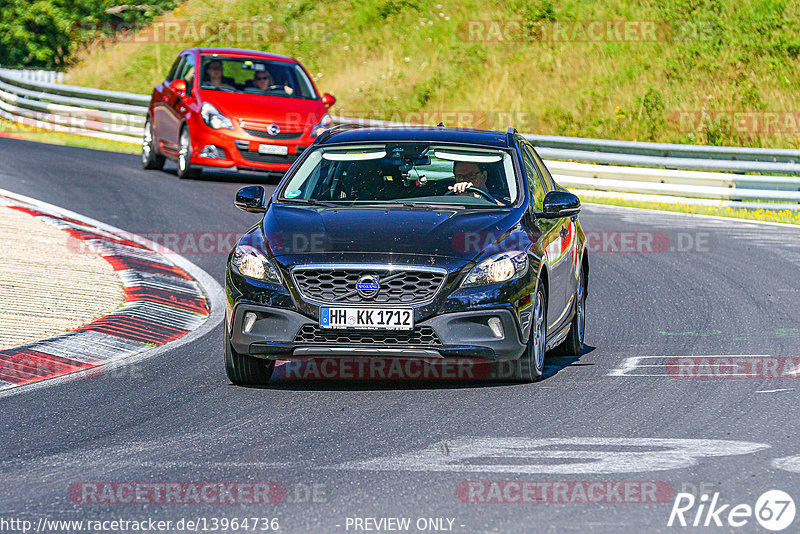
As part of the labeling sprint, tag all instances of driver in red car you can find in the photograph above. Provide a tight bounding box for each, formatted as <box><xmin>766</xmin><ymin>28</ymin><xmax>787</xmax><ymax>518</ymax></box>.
<box><xmin>252</xmin><ymin>69</ymin><xmax>294</xmax><ymax>95</ymax></box>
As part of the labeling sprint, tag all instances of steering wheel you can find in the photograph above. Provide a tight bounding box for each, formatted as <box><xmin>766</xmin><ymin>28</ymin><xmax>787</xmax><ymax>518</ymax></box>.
<box><xmin>445</xmin><ymin>186</ymin><xmax>496</xmax><ymax>203</ymax></box>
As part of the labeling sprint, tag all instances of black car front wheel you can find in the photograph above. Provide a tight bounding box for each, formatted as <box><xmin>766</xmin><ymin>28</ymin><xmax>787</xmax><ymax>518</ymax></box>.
<box><xmin>224</xmin><ymin>324</ymin><xmax>274</xmax><ymax>385</ymax></box>
<box><xmin>510</xmin><ymin>283</ymin><xmax>547</xmax><ymax>382</ymax></box>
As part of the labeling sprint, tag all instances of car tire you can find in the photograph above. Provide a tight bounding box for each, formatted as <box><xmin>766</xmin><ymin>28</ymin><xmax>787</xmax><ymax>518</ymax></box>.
<box><xmin>141</xmin><ymin>117</ymin><xmax>165</xmax><ymax>170</ymax></box>
<box><xmin>509</xmin><ymin>283</ymin><xmax>547</xmax><ymax>382</ymax></box>
<box><xmin>224</xmin><ymin>324</ymin><xmax>274</xmax><ymax>385</ymax></box>
<box><xmin>177</xmin><ymin>125</ymin><xmax>201</xmax><ymax>179</ymax></box>
<box><xmin>559</xmin><ymin>268</ymin><xmax>586</xmax><ymax>356</ymax></box>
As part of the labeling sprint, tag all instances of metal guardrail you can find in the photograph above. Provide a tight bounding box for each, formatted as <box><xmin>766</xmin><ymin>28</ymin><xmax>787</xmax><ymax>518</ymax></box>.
<box><xmin>526</xmin><ymin>133</ymin><xmax>800</xmax><ymax>164</ymax></box>
<box><xmin>0</xmin><ymin>70</ymin><xmax>798</xmax><ymax>209</ymax></box>
<box><xmin>0</xmin><ymin>68</ymin><xmax>64</xmax><ymax>84</ymax></box>
<box><xmin>0</xmin><ymin>70</ymin><xmax>147</xmax><ymax>144</ymax></box>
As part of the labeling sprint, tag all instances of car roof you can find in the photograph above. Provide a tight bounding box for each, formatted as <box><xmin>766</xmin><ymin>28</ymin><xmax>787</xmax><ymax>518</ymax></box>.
<box><xmin>318</xmin><ymin>126</ymin><xmax>512</xmax><ymax>148</ymax></box>
<box><xmin>195</xmin><ymin>48</ymin><xmax>297</xmax><ymax>63</ymax></box>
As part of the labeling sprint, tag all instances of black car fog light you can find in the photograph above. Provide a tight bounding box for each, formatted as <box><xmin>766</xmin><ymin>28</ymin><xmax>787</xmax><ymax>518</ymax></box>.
<box><xmin>488</xmin><ymin>317</ymin><xmax>504</xmax><ymax>338</ymax></box>
<box><xmin>243</xmin><ymin>311</ymin><xmax>257</xmax><ymax>333</ymax></box>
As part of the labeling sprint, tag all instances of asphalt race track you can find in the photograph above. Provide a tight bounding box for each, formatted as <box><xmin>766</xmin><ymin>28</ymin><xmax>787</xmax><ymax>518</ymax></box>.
<box><xmin>1</xmin><ymin>136</ymin><xmax>799</xmax><ymax>533</ymax></box>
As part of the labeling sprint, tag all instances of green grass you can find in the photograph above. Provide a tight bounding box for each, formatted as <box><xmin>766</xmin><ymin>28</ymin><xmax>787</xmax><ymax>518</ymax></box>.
<box><xmin>65</xmin><ymin>0</ymin><xmax>800</xmax><ymax>148</ymax></box>
<box><xmin>0</xmin><ymin>119</ymin><xmax>139</xmax><ymax>153</ymax></box>
<box><xmin>584</xmin><ymin>194</ymin><xmax>800</xmax><ymax>225</ymax></box>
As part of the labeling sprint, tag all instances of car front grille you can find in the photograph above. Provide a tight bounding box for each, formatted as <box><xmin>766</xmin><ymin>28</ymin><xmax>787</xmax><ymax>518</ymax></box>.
<box><xmin>294</xmin><ymin>325</ymin><xmax>441</xmax><ymax>346</ymax></box>
<box><xmin>236</xmin><ymin>146</ymin><xmax>300</xmax><ymax>165</ymax></box>
<box><xmin>243</xmin><ymin>128</ymin><xmax>304</xmax><ymax>140</ymax></box>
<box><xmin>292</xmin><ymin>267</ymin><xmax>446</xmax><ymax>305</ymax></box>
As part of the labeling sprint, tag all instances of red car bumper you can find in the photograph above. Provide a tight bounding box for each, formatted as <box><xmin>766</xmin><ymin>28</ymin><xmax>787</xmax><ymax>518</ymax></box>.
<box><xmin>188</xmin><ymin>125</ymin><xmax>311</xmax><ymax>173</ymax></box>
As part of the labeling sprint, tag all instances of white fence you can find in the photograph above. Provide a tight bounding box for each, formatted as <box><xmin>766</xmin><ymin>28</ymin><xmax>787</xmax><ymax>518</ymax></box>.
<box><xmin>0</xmin><ymin>69</ymin><xmax>798</xmax><ymax>210</ymax></box>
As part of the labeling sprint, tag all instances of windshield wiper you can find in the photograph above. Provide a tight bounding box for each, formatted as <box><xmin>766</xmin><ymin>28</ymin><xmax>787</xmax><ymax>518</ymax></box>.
<box><xmin>282</xmin><ymin>198</ymin><xmax>348</xmax><ymax>208</ymax></box>
<box><xmin>399</xmin><ymin>201</ymin><xmax>465</xmax><ymax>210</ymax></box>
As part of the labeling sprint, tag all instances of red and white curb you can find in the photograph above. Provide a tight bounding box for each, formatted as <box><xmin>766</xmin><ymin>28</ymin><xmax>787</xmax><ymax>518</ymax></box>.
<box><xmin>0</xmin><ymin>189</ymin><xmax>224</xmax><ymax>394</ymax></box>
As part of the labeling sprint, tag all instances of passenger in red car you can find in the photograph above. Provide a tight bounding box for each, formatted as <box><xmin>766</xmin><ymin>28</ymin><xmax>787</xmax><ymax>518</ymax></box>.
<box><xmin>205</xmin><ymin>60</ymin><xmax>235</xmax><ymax>89</ymax></box>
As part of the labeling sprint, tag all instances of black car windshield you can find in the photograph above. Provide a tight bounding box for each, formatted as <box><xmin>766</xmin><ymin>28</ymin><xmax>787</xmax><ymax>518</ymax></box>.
<box><xmin>199</xmin><ymin>57</ymin><xmax>317</xmax><ymax>99</ymax></box>
<box><xmin>279</xmin><ymin>143</ymin><xmax>519</xmax><ymax>208</ymax></box>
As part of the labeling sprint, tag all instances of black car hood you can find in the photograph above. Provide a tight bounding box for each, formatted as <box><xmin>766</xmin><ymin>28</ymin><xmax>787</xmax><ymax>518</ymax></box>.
<box><xmin>262</xmin><ymin>204</ymin><xmax>521</xmax><ymax>261</ymax></box>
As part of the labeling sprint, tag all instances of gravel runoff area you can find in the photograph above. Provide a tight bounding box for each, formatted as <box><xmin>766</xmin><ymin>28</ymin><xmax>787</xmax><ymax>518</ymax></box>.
<box><xmin>0</xmin><ymin>206</ymin><xmax>124</xmax><ymax>349</ymax></box>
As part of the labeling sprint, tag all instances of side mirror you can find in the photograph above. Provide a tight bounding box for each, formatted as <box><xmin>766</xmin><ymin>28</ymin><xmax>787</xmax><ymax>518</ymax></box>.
<box><xmin>235</xmin><ymin>185</ymin><xmax>267</xmax><ymax>213</ymax></box>
<box><xmin>540</xmin><ymin>190</ymin><xmax>581</xmax><ymax>219</ymax></box>
<box><xmin>169</xmin><ymin>79</ymin><xmax>187</xmax><ymax>96</ymax></box>
<box><xmin>321</xmin><ymin>93</ymin><xmax>336</xmax><ymax>108</ymax></box>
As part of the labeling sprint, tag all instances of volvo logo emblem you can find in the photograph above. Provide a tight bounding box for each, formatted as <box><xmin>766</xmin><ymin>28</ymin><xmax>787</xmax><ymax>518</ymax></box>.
<box><xmin>267</xmin><ymin>123</ymin><xmax>281</xmax><ymax>136</ymax></box>
<box><xmin>355</xmin><ymin>275</ymin><xmax>380</xmax><ymax>299</ymax></box>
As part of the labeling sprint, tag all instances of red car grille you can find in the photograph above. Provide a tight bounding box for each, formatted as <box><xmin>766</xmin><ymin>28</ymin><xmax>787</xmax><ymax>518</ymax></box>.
<box><xmin>243</xmin><ymin>128</ymin><xmax>304</xmax><ymax>140</ymax></box>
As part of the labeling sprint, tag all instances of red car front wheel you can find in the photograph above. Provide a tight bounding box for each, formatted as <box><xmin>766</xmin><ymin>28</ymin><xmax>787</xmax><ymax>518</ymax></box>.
<box><xmin>177</xmin><ymin>125</ymin><xmax>201</xmax><ymax>179</ymax></box>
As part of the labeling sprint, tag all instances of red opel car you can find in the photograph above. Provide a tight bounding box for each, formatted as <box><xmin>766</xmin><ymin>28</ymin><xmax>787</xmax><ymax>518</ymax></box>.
<box><xmin>142</xmin><ymin>47</ymin><xmax>336</xmax><ymax>178</ymax></box>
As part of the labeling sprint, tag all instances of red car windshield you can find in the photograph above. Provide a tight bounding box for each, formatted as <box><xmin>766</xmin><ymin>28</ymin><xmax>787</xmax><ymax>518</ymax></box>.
<box><xmin>199</xmin><ymin>57</ymin><xmax>318</xmax><ymax>99</ymax></box>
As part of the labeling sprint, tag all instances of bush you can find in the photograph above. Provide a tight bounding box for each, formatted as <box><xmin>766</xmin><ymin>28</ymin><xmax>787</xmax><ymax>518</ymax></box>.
<box><xmin>0</xmin><ymin>0</ymin><xmax>177</xmax><ymax>68</ymax></box>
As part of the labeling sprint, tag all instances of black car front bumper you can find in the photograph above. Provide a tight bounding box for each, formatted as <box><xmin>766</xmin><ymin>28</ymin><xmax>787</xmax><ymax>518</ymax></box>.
<box><xmin>228</xmin><ymin>302</ymin><xmax>527</xmax><ymax>361</ymax></box>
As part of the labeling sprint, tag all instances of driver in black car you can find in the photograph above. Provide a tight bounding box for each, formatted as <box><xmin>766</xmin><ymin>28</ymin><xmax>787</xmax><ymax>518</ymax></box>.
<box><xmin>448</xmin><ymin>161</ymin><xmax>502</xmax><ymax>204</ymax></box>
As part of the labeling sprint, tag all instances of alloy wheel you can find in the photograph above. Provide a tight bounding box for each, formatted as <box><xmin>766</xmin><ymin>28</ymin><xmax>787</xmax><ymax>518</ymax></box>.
<box><xmin>141</xmin><ymin>120</ymin><xmax>152</xmax><ymax>164</ymax></box>
<box><xmin>179</xmin><ymin>129</ymin><xmax>189</xmax><ymax>173</ymax></box>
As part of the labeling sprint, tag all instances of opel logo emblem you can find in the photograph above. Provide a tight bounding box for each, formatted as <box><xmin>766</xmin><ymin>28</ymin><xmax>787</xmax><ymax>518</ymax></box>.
<box><xmin>267</xmin><ymin>123</ymin><xmax>281</xmax><ymax>136</ymax></box>
<box><xmin>355</xmin><ymin>275</ymin><xmax>380</xmax><ymax>299</ymax></box>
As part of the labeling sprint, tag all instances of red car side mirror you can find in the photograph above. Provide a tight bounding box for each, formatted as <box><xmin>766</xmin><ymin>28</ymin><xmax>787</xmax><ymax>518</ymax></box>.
<box><xmin>321</xmin><ymin>93</ymin><xmax>336</xmax><ymax>108</ymax></box>
<box><xmin>170</xmin><ymin>79</ymin><xmax>187</xmax><ymax>96</ymax></box>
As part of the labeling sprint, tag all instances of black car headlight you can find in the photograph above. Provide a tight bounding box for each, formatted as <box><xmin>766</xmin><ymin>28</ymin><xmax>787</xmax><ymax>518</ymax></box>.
<box><xmin>311</xmin><ymin>113</ymin><xmax>333</xmax><ymax>137</ymax></box>
<box><xmin>461</xmin><ymin>251</ymin><xmax>528</xmax><ymax>288</ymax></box>
<box><xmin>232</xmin><ymin>244</ymin><xmax>281</xmax><ymax>283</ymax></box>
<box><xmin>201</xmin><ymin>102</ymin><xmax>233</xmax><ymax>130</ymax></box>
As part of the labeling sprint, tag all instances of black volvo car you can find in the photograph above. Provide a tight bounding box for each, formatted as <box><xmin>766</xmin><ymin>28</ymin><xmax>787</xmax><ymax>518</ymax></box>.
<box><xmin>224</xmin><ymin>126</ymin><xmax>588</xmax><ymax>384</ymax></box>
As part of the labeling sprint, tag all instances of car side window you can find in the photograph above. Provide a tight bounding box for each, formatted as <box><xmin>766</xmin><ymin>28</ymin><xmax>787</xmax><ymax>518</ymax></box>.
<box><xmin>527</xmin><ymin>142</ymin><xmax>556</xmax><ymax>191</ymax></box>
<box><xmin>165</xmin><ymin>56</ymin><xmax>184</xmax><ymax>83</ymax></box>
<box><xmin>520</xmin><ymin>144</ymin><xmax>546</xmax><ymax>211</ymax></box>
<box><xmin>179</xmin><ymin>54</ymin><xmax>196</xmax><ymax>96</ymax></box>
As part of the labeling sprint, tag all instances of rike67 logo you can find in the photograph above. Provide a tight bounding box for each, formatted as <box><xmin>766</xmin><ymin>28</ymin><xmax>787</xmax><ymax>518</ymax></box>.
<box><xmin>668</xmin><ymin>490</ymin><xmax>795</xmax><ymax>531</ymax></box>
